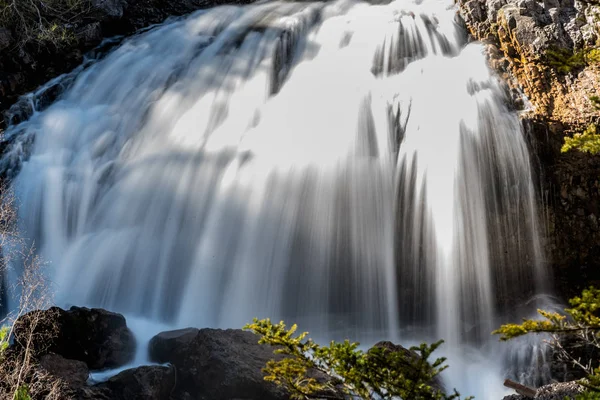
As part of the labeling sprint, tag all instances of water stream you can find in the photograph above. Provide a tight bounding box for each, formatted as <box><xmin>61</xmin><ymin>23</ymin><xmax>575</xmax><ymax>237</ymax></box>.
<box><xmin>1</xmin><ymin>0</ymin><xmax>551</xmax><ymax>397</ymax></box>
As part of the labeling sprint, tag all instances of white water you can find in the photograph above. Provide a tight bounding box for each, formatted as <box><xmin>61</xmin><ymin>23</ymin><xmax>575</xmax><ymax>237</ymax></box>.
<box><xmin>1</xmin><ymin>0</ymin><xmax>550</xmax><ymax>397</ymax></box>
<box><xmin>87</xmin><ymin>315</ymin><xmax>172</xmax><ymax>383</ymax></box>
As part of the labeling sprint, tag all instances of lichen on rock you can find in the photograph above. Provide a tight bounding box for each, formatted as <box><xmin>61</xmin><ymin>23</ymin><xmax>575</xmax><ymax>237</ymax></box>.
<box><xmin>459</xmin><ymin>0</ymin><xmax>600</xmax><ymax>123</ymax></box>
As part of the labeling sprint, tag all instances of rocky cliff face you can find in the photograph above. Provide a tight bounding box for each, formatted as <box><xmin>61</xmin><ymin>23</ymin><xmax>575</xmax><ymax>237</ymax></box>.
<box><xmin>458</xmin><ymin>0</ymin><xmax>600</xmax><ymax>298</ymax></box>
<box><xmin>461</xmin><ymin>0</ymin><xmax>600</xmax><ymax>121</ymax></box>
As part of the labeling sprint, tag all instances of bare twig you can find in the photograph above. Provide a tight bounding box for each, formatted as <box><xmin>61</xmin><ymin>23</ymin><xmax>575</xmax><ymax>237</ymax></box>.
<box><xmin>504</xmin><ymin>379</ymin><xmax>537</xmax><ymax>398</ymax></box>
<box><xmin>0</xmin><ymin>184</ymin><xmax>62</xmax><ymax>399</ymax></box>
<box><xmin>0</xmin><ymin>0</ymin><xmax>90</xmax><ymax>50</ymax></box>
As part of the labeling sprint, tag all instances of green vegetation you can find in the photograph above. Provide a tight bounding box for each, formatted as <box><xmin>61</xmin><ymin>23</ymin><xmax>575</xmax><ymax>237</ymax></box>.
<box><xmin>13</xmin><ymin>385</ymin><xmax>30</xmax><ymax>400</ymax></box>
<box><xmin>494</xmin><ymin>287</ymin><xmax>600</xmax><ymax>396</ymax></box>
<box><xmin>590</xmin><ymin>95</ymin><xmax>600</xmax><ymax>111</ymax></box>
<box><xmin>0</xmin><ymin>326</ymin><xmax>8</xmax><ymax>350</ymax></box>
<box><xmin>0</xmin><ymin>326</ymin><xmax>8</xmax><ymax>360</ymax></box>
<box><xmin>545</xmin><ymin>47</ymin><xmax>600</xmax><ymax>73</ymax></box>
<box><xmin>562</xmin><ymin>124</ymin><xmax>600</xmax><ymax>155</ymax></box>
<box><xmin>1</xmin><ymin>326</ymin><xmax>34</xmax><ymax>400</ymax></box>
<box><xmin>577</xmin><ymin>391</ymin><xmax>600</xmax><ymax>400</ymax></box>
<box><xmin>494</xmin><ymin>286</ymin><xmax>600</xmax><ymax>340</ymax></box>
<box><xmin>0</xmin><ymin>0</ymin><xmax>88</xmax><ymax>49</ymax></box>
<box><xmin>244</xmin><ymin>318</ymin><xmax>472</xmax><ymax>400</ymax></box>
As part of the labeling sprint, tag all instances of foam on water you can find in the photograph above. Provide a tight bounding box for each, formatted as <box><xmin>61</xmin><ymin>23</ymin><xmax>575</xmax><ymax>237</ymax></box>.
<box><xmin>88</xmin><ymin>316</ymin><xmax>173</xmax><ymax>383</ymax></box>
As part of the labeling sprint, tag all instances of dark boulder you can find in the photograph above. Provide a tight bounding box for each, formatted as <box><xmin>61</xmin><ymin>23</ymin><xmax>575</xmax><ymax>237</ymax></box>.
<box><xmin>13</xmin><ymin>306</ymin><xmax>135</xmax><ymax>369</ymax></box>
<box><xmin>74</xmin><ymin>386</ymin><xmax>115</xmax><ymax>400</ymax></box>
<box><xmin>26</xmin><ymin>363</ymin><xmax>175</xmax><ymax>400</ymax></box>
<box><xmin>149</xmin><ymin>328</ymin><xmax>288</xmax><ymax>400</ymax></box>
<box><xmin>39</xmin><ymin>353</ymin><xmax>89</xmax><ymax>386</ymax></box>
<box><xmin>99</xmin><ymin>365</ymin><xmax>176</xmax><ymax>400</ymax></box>
<box><xmin>148</xmin><ymin>327</ymin><xmax>199</xmax><ymax>363</ymax></box>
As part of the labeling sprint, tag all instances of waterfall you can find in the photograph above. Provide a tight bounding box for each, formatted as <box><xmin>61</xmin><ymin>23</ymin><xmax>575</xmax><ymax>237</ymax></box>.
<box><xmin>1</xmin><ymin>0</ymin><xmax>549</xmax><ymax>396</ymax></box>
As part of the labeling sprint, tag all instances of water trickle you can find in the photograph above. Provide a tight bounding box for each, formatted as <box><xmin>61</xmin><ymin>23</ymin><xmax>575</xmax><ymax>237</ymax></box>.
<box><xmin>1</xmin><ymin>0</ymin><xmax>550</xmax><ymax>397</ymax></box>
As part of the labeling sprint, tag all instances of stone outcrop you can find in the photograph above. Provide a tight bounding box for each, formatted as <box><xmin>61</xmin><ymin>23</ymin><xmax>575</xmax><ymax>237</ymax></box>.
<box><xmin>525</xmin><ymin>117</ymin><xmax>600</xmax><ymax>299</ymax></box>
<box><xmin>147</xmin><ymin>327</ymin><xmax>199</xmax><ymax>362</ymax></box>
<box><xmin>459</xmin><ymin>0</ymin><xmax>600</xmax><ymax>122</ymax></box>
<box><xmin>4</xmin><ymin>308</ymin><xmax>292</xmax><ymax>399</ymax></box>
<box><xmin>39</xmin><ymin>353</ymin><xmax>89</xmax><ymax>387</ymax></box>
<box><xmin>1</xmin><ymin>307</ymin><xmax>143</xmax><ymax>399</ymax></box>
<box><xmin>97</xmin><ymin>365</ymin><xmax>177</xmax><ymax>400</ymax></box>
<box><xmin>149</xmin><ymin>327</ymin><xmax>289</xmax><ymax>400</ymax></box>
<box><xmin>43</xmin><ymin>365</ymin><xmax>177</xmax><ymax>400</ymax></box>
<box><xmin>12</xmin><ymin>306</ymin><xmax>136</xmax><ymax>369</ymax></box>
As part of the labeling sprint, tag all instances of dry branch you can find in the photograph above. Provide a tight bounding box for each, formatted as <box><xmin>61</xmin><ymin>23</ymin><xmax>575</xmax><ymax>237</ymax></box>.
<box><xmin>0</xmin><ymin>184</ymin><xmax>63</xmax><ymax>399</ymax></box>
<box><xmin>504</xmin><ymin>379</ymin><xmax>537</xmax><ymax>398</ymax></box>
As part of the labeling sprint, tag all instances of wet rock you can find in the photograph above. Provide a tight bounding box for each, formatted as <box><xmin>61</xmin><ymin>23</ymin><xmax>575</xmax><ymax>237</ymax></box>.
<box><xmin>13</xmin><ymin>306</ymin><xmax>135</xmax><ymax>369</ymax></box>
<box><xmin>148</xmin><ymin>327</ymin><xmax>199</xmax><ymax>362</ymax></box>
<box><xmin>39</xmin><ymin>353</ymin><xmax>89</xmax><ymax>386</ymax></box>
<box><xmin>524</xmin><ymin>118</ymin><xmax>600</xmax><ymax>301</ymax></box>
<box><xmin>99</xmin><ymin>365</ymin><xmax>176</xmax><ymax>400</ymax></box>
<box><xmin>149</xmin><ymin>328</ymin><xmax>288</xmax><ymax>400</ymax></box>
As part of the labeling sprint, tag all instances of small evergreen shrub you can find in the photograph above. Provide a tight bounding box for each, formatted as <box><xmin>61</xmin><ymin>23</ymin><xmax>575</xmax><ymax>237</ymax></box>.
<box><xmin>13</xmin><ymin>385</ymin><xmax>30</xmax><ymax>400</ymax></box>
<box><xmin>545</xmin><ymin>47</ymin><xmax>600</xmax><ymax>74</ymax></box>
<box><xmin>494</xmin><ymin>287</ymin><xmax>600</xmax><ymax>397</ymax></box>
<box><xmin>245</xmin><ymin>318</ymin><xmax>472</xmax><ymax>400</ymax></box>
<box><xmin>562</xmin><ymin>124</ymin><xmax>600</xmax><ymax>155</ymax></box>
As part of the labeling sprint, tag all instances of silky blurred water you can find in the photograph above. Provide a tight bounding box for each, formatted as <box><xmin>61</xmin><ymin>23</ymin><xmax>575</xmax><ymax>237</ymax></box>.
<box><xmin>1</xmin><ymin>0</ymin><xmax>551</xmax><ymax>397</ymax></box>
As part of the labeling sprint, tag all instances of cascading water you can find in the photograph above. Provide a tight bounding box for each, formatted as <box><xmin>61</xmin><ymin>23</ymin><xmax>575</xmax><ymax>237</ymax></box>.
<box><xmin>1</xmin><ymin>0</ymin><xmax>551</xmax><ymax>397</ymax></box>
